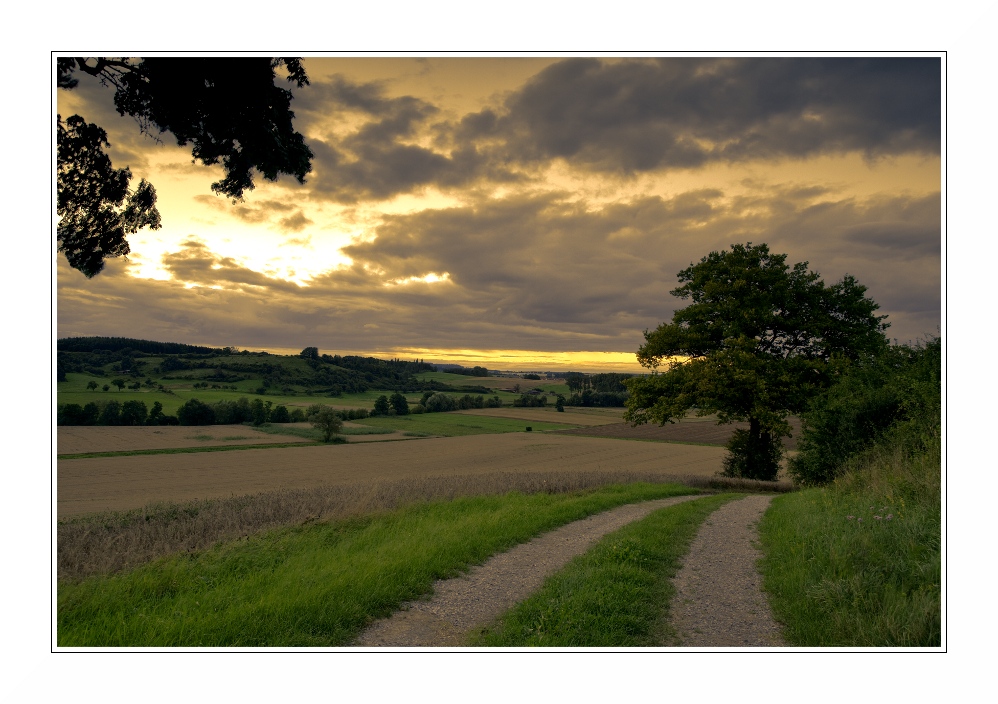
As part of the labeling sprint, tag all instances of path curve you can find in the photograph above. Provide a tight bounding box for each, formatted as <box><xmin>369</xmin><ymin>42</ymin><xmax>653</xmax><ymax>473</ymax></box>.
<box><xmin>668</xmin><ymin>494</ymin><xmax>786</xmax><ymax>647</ymax></box>
<box><xmin>354</xmin><ymin>494</ymin><xmax>701</xmax><ymax>647</ymax></box>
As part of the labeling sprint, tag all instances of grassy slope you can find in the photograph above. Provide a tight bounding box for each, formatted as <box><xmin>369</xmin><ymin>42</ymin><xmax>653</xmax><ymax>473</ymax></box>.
<box><xmin>758</xmin><ymin>433</ymin><xmax>941</xmax><ymax>647</ymax></box>
<box><xmin>58</xmin><ymin>483</ymin><xmax>699</xmax><ymax>647</ymax></box>
<box><xmin>470</xmin><ymin>493</ymin><xmax>739</xmax><ymax>647</ymax></box>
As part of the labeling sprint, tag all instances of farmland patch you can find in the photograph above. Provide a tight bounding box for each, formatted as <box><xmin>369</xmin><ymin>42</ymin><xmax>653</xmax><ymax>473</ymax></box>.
<box><xmin>57</xmin><ymin>434</ymin><xmax>728</xmax><ymax>518</ymax></box>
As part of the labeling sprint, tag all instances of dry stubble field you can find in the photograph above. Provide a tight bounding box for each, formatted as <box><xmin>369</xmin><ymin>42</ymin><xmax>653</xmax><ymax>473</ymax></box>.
<box><xmin>57</xmin><ymin>433</ymin><xmax>727</xmax><ymax>518</ymax></box>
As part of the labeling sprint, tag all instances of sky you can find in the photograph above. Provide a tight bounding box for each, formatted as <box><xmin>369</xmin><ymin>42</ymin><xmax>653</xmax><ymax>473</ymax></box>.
<box><xmin>55</xmin><ymin>55</ymin><xmax>942</xmax><ymax>372</ymax></box>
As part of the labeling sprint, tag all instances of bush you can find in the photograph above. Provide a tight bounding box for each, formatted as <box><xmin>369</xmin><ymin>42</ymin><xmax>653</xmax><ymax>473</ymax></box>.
<box><xmin>722</xmin><ymin>428</ymin><xmax>783</xmax><ymax>481</ymax></box>
<box><xmin>119</xmin><ymin>400</ymin><xmax>148</xmax><ymax>426</ymax></box>
<box><xmin>58</xmin><ymin>403</ymin><xmax>84</xmax><ymax>425</ymax></box>
<box><xmin>289</xmin><ymin>408</ymin><xmax>306</xmax><ymax>423</ymax></box>
<box><xmin>270</xmin><ymin>405</ymin><xmax>291</xmax><ymax>423</ymax></box>
<box><xmin>308</xmin><ymin>404</ymin><xmax>343</xmax><ymax>442</ymax></box>
<box><xmin>789</xmin><ymin>337</ymin><xmax>940</xmax><ymax>486</ymax></box>
<box><xmin>373</xmin><ymin>395</ymin><xmax>390</xmax><ymax>416</ymax></box>
<box><xmin>424</xmin><ymin>393</ymin><xmax>456</xmax><ymax>413</ymax></box>
<box><xmin>177</xmin><ymin>398</ymin><xmax>216</xmax><ymax>426</ymax></box>
<box><xmin>389</xmin><ymin>392</ymin><xmax>409</xmax><ymax>416</ymax></box>
<box><xmin>98</xmin><ymin>400</ymin><xmax>122</xmax><ymax>425</ymax></box>
<box><xmin>513</xmin><ymin>394</ymin><xmax>546</xmax><ymax>408</ymax></box>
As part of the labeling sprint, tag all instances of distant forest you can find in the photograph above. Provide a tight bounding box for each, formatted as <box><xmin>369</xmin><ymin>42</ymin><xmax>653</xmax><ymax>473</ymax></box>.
<box><xmin>56</xmin><ymin>337</ymin><xmax>490</xmax><ymax>396</ymax></box>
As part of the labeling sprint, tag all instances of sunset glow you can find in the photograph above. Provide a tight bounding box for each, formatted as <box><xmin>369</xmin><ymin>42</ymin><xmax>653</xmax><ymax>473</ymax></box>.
<box><xmin>56</xmin><ymin>56</ymin><xmax>942</xmax><ymax>371</ymax></box>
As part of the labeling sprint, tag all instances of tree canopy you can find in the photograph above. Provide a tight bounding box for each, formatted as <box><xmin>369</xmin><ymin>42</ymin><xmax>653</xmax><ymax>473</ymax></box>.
<box><xmin>57</xmin><ymin>57</ymin><xmax>314</xmax><ymax>277</ymax></box>
<box><xmin>624</xmin><ymin>242</ymin><xmax>889</xmax><ymax>480</ymax></box>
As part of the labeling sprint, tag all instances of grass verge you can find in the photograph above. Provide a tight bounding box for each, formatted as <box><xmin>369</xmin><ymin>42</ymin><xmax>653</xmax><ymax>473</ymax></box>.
<box><xmin>58</xmin><ymin>483</ymin><xmax>699</xmax><ymax>647</ymax></box>
<box><xmin>758</xmin><ymin>431</ymin><xmax>940</xmax><ymax>647</ymax></box>
<box><xmin>469</xmin><ymin>493</ymin><xmax>739</xmax><ymax>647</ymax></box>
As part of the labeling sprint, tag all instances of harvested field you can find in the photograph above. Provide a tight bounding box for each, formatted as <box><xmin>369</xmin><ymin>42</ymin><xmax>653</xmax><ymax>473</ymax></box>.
<box><xmin>57</xmin><ymin>434</ymin><xmax>727</xmax><ymax>518</ymax></box>
<box><xmin>57</xmin><ymin>425</ymin><xmax>312</xmax><ymax>455</ymax></box>
<box><xmin>455</xmin><ymin>407</ymin><xmax>624</xmax><ymax>426</ymax></box>
<box><xmin>553</xmin><ymin>417</ymin><xmax>802</xmax><ymax>451</ymax></box>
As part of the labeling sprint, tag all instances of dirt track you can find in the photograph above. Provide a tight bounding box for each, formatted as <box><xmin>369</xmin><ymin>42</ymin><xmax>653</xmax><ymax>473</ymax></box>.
<box><xmin>57</xmin><ymin>434</ymin><xmax>727</xmax><ymax>518</ymax></box>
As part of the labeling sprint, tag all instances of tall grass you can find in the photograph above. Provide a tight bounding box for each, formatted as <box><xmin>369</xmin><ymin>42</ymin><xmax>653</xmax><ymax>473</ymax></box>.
<box><xmin>470</xmin><ymin>493</ymin><xmax>739</xmax><ymax>647</ymax></box>
<box><xmin>58</xmin><ymin>483</ymin><xmax>700</xmax><ymax>647</ymax></box>
<box><xmin>759</xmin><ymin>425</ymin><xmax>940</xmax><ymax>646</ymax></box>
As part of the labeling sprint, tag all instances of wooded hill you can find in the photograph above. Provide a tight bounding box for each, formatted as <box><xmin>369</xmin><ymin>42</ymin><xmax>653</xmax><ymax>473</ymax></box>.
<box><xmin>56</xmin><ymin>337</ymin><xmax>490</xmax><ymax>396</ymax></box>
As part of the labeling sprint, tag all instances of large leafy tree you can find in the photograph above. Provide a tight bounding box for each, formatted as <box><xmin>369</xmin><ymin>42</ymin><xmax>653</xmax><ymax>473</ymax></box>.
<box><xmin>624</xmin><ymin>243</ymin><xmax>889</xmax><ymax>481</ymax></box>
<box><xmin>57</xmin><ymin>57</ymin><xmax>313</xmax><ymax>277</ymax></box>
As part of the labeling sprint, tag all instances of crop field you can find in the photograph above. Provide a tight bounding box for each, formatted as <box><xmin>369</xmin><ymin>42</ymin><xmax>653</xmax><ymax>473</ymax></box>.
<box><xmin>351</xmin><ymin>413</ymin><xmax>577</xmax><ymax>436</ymax></box>
<box><xmin>57</xmin><ymin>434</ymin><xmax>728</xmax><ymax>518</ymax></box>
<box><xmin>455</xmin><ymin>407</ymin><xmax>624</xmax><ymax>426</ymax></box>
<box><xmin>554</xmin><ymin>417</ymin><xmax>803</xmax><ymax>450</ymax></box>
<box><xmin>57</xmin><ymin>425</ymin><xmax>312</xmax><ymax>454</ymax></box>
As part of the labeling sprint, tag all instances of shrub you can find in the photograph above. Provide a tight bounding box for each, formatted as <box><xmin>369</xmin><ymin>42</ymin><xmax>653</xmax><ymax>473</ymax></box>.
<box><xmin>424</xmin><ymin>392</ymin><xmax>456</xmax><ymax>413</ymax></box>
<box><xmin>58</xmin><ymin>403</ymin><xmax>84</xmax><ymax>425</ymax></box>
<box><xmin>289</xmin><ymin>408</ymin><xmax>306</xmax><ymax>423</ymax></box>
<box><xmin>99</xmin><ymin>400</ymin><xmax>122</xmax><ymax>425</ymax></box>
<box><xmin>789</xmin><ymin>337</ymin><xmax>940</xmax><ymax>486</ymax></box>
<box><xmin>177</xmin><ymin>398</ymin><xmax>216</xmax><ymax>426</ymax></box>
<box><xmin>308</xmin><ymin>404</ymin><xmax>343</xmax><ymax>442</ymax></box>
<box><xmin>119</xmin><ymin>400</ymin><xmax>148</xmax><ymax>426</ymax></box>
<box><xmin>722</xmin><ymin>428</ymin><xmax>783</xmax><ymax>481</ymax></box>
<box><xmin>389</xmin><ymin>392</ymin><xmax>410</xmax><ymax>416</ymax></box>
<box><xmin>270</xmin><ymin>405</ymin><xmax>291</xmax><ymax>423</ymax></box>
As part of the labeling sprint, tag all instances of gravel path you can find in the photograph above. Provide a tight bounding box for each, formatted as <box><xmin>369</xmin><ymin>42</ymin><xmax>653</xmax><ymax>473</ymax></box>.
<box><xmin>668</xmin><ymin>494</ymin><xmax>787</xmax><ymax>647</ymax></box>
<box><xmin>354</xmin><ymin>495</ymin><xmax>701</xmax><ymax>647</ymax></box>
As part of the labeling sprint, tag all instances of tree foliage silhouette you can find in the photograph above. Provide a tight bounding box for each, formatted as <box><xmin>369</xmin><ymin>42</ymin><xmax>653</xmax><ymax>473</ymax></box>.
<box><xmin>624</xmin><ymin>243</ymin><xmax>889</xmax><ymax>481</ymax></box>
<box><xmin>57</xmin><ymin>57</ymin><xmax>314</xmax><ymax>277</ymax></box>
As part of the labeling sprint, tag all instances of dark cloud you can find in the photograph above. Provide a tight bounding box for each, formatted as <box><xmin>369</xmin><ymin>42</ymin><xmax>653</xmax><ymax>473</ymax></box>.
<box><xmin>470</xmin><ymin>57</ymin><xmax>940</xmax><ymax>174</ymax></box>
<box><xmin>58</xmin><ymin>178</ymin><xmax>940</xmax><ymax>355</ymax></box>
<box><xmin>294</xmin><ymin>76</ymin><xmax>522</xmax><ymax>203</ymax></box>
<box><xmin>278</xmin><ymin>211</ymin><xmax>313</xmax><ymax>233</ymax></box>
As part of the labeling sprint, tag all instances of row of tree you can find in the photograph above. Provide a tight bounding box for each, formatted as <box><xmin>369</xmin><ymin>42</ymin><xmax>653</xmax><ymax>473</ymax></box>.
<box><xmin>371</xmin><ymin>392</ymin><xmax>505</xmax><ymax>415</ymax></box>
<box><xmin>564</xmin><ymin>372</ymin><xmax>633</xmax><ymax>393</ymax></box>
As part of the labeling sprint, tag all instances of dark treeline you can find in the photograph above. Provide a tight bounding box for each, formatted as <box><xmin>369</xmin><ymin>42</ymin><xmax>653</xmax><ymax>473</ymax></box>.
<box><xmin>563</xmin><ymin>389</ymin><xmax>629</xmax><ymax>407</ymax></box>
<box><xmin>57</xmin><ymin>396</ymin><xmax>373</xmax><ymax>428</ymax></box>
<box><xmin>57</xmin><ymin>337</ymin><xmax>224</xmax><ymax>355</ymax></box>
<box><xmin>445</xmin><ymin>366</ymin><xmax>490</xmax><ymax>377</ymax></box>
<box><xmin>564</xmin><ymin>372</ymin><xmax>633</xmax><ymax>393</ymax></box>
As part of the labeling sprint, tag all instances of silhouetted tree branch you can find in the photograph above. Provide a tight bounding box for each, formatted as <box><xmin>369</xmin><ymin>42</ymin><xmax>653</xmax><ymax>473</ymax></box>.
<box><xmin>57</xmin><ymin>57</ymin><xmax>314</xmax><ymax>277</ymax></box>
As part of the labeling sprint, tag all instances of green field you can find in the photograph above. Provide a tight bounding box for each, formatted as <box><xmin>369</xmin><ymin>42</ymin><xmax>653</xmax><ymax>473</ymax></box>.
<box><xmin>59</xmin><ymin>371</ymin><xmax>529</xmax><ymax>418</ymax></box>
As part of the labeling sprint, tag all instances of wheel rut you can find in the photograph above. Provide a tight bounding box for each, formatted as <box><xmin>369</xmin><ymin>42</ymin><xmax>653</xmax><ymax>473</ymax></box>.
<box><xmin>668</xmin><ymin>494</ymin><xmax>786</xmax><ymax>647</ymax></box>
<box><xmin>353</xmin><ymin>495</ymin><xmax>701</xmax><ymax>647</ymax></box>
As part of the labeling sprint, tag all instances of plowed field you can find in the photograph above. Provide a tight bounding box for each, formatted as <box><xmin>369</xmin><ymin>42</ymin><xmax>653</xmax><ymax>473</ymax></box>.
<box><xmin>552</xmin><ymin>417</ymin><xmax>802</xmax><ymax>450</ymax></box>
<box><xmin>57</xmin><ymin>434</ymin><xmax>727</xmax><ymax>518</ymax></box>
